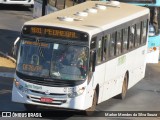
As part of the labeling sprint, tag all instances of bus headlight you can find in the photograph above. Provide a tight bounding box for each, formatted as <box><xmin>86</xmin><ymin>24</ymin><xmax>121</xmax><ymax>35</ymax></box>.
<box><xmin>149</xmin><ymin>24</ymin><xmax>155</xmax><ymax>36</ymax></box>
<box><xmin>14</xmin><ymin>78</ymin><xmax>28</xmax><ymax>93</ymax></box>
<box><xmin>68</xmin><ymin>87</ymin><xmax>85</xmax><ymax>98</ymax></box>
<box><xmin>14</xmin><ymin>78</ymin><xmax>20</xmax><ymax>87</ymax></box>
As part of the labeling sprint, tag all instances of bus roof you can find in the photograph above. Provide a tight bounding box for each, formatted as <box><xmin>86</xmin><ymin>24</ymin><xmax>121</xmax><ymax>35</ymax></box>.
<box><xmin>24</xmin><ymin>1</ymin><xmax>149</xmax><ymax>36</ymax></box>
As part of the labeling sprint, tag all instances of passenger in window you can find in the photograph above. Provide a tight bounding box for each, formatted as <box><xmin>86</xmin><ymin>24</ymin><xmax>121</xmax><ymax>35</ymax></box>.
<box><xmin>77</xmin><ymin>51</ymin><xmax>87</xmax><ymax>78</ymax></box>
<box><xmin>31</xmin><ymin>54</ymin><xmax>39</xmax><ymax>65</ymax></box>
<box><xmin>60</xmin><ymin>48</ymin><xmax>75</xmax><ymax>65</ymax></box>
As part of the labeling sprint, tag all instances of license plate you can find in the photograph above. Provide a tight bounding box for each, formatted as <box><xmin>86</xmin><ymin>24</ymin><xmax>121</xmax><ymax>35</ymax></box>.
<box><xmin>40</xmin><ymin>97</ymin><xmax>53</xmax><ymax>103</ymax></box>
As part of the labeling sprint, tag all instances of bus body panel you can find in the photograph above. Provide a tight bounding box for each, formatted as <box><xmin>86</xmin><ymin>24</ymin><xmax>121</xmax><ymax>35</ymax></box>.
<box><xmin>92</xmin><ymin>62</ymin><xmax>106</xmax><ymax>103</ymax></box>
<box><xmin>98</xmin><ymin>46</ymin><xmax>147</xmax><ymax>103</ymax></box>
<box><xmin>12</xmin><ymin>74</ymin><xmax>94</xmax><ymax>110</ymax></box>
<box><xmin>0</xmin><ymin>0</ymin><xmax>34</xmax><ymax>5</ymax></box>
<box><xmin>126</xmin><ymin>46</ymin><xmax>147</xmax><ymax>89</ymax></box>
<box><xmin>100</xmin><ymin>58</ymin><xmax>125</xmax><ymax>103</ymax></box>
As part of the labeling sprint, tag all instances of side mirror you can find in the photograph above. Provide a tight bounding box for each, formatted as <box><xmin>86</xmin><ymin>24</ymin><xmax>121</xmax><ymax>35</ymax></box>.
<box><xmin>12</xmin><ymin>37</ymin><xmax>20</xmax><ymax>57</ymax></box>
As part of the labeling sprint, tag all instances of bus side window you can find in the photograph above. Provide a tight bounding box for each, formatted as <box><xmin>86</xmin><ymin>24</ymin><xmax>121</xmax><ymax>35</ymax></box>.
<box><xmin>103</xmin><ymin>35</ymin><xmax>108</xmax><ymax>61</ymax></box>
<box><xmin>109</xmin><ymin>32</ymin><xmax>116</xmax><ymax>58</ymax></box>
<box><xmin>141</xmin><ymin>20</ymin><xmax>148</xmax><ymax>44</ymax></box>
<box><xmin>129</xmin><ymin>25</ymin><xmax>135</xmax><ymax>49</ymax></box>
<box><xmin>116</xmin><ymin>30</ymin><xmax>122</xmax><ymax>55</ymax></box>
<box><xmin>135</xmin><ymin>22</ymin><xmax>141</xmax><ymax>47</ymax></box>
<box><xmin>89</xmin><ymin>50</ymin><xmax>96</xmax><ymax>72</ymax></box>
<box><xmin>90</xmin><ymin>37</ymin><xmax>97</xmax><ymax>71</ymax></box>
<box><xmin>122</xmin><ymin>28</ymin><xmax>129</xmax><ymax>53</ymax></box>
<box><xmin>97</xmin><ymin>38</ymin><xmax>102</xmax><ymax>64</ymax></box>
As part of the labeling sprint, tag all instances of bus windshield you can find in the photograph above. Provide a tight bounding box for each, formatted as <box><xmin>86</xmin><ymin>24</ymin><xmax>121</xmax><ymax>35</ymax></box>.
<box><xmin>17</xmin><ymin>39</ymin><xmax>88</xmax><ymax>81</ymax></box>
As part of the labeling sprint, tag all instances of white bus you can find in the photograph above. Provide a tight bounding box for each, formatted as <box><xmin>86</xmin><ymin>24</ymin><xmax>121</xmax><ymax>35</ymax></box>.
<box><xmin>0</xmin><ymin>0</ymin><xmax>34</xmax><ymax>5</ymax></box>
<box><xmin>12</xmin><ymin>1</ymin><xmax>149</xmax><ymax>114</ymax></box>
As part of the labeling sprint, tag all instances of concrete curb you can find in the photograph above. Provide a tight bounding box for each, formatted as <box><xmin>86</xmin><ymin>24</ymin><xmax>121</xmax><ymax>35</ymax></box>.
<box><xmin>0</xmin><ymin>51</ymin><xmax>16</xmax><ymax>63</ymax></box>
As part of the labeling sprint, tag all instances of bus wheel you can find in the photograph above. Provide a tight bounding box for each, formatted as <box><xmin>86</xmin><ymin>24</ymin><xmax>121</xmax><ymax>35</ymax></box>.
<box><xmin>115</xmin><ymin>74</ymin><xmax>128</xmax><ymax>100</ymax></box>
<box><xmin>85</xmin><ymin>91</ymin><xmax>97</xmax><ymax>116</ymax></box>
<box><xmin>24</xmin><ymin>104</ymin><xmax>37</xmax><ymax>111</ymax></box>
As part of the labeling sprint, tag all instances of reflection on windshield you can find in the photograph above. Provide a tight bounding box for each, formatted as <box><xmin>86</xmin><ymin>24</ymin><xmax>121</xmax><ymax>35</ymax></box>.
<box><xmin>17</xmin><ymin>40</ymin><xmax>51</xmax><ymax>78</ymax></box>
<box><xmin>17</xmin><ymin>40</ymin><xmax>88</xmax><ymax>81</ymax></box>
<box><xmin>51</xmin><ymin>43</ymin><xmax>88</xmax><ymax>80</ymax></box>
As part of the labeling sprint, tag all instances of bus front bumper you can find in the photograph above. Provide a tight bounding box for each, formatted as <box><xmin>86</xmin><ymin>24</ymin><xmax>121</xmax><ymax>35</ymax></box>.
<box><xmin>12</xmin><ymin>82</ymin><xmax>90</xmax><ymax>111</ymax></box>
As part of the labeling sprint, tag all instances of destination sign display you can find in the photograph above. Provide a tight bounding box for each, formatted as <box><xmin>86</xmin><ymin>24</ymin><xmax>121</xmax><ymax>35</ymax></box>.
<box><xmin>22</xmin><ymin>26</ymin><xmax>88</xmax><ymax>41</ymax></box>
<box><xmin>117</xmin><ymin>0</ymin><xmax>156</xmax><ymax>3</ymax></box>
<box><xmin>24</xmin><ymin>41</ymin><xmax>49</xmax><ymax>47</ymax></box>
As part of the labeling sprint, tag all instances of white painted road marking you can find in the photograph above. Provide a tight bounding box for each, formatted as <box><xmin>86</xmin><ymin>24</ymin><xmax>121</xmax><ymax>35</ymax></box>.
<box><xmin>0</xmin><ymin>89</ymin><xmax>11</xmax><ymax>95</ymax></box>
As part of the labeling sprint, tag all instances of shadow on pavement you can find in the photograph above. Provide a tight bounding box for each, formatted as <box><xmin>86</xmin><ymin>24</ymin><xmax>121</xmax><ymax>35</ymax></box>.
<box><xmin>0</xmin><ymin>66</ymin><xmax>15</xmax><ymax>73</ymax></box>
<box><xmin>0</xmin><ymin>29</ymin><xmax>20</xmax><ymax>57</ymax></box>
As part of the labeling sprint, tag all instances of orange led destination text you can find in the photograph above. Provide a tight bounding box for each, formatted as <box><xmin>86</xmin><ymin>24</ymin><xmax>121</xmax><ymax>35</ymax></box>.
<box><xmin>23</xmin><ymin>64</ymin><xmax>42</xmax><ymax>72</ymax></box>
<box><xmin>31</xmin><ymin>27</ymin><xmax>78</xmax><ymax>38</ymax></box>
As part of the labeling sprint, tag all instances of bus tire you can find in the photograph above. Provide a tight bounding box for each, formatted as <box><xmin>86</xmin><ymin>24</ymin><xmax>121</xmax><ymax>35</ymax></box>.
<box><xmin>85</xmin><ymin>90</ymin><xmax>97</xmax><ymax>116</ymax></box>
<box><xmin>115</xmin><ymin>73</ymin><xmax>128</xmax><ymax>100</ymax></box>
<box><xmin>24</xmin><ymin>104</ymin><xmax>37</xmax><ymax>111</ymax></box>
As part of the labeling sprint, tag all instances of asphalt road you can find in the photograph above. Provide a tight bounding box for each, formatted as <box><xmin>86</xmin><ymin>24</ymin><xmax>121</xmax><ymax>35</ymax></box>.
<box><xmin>0</xmin><ymin>4</ymin><xmax>32</xmax><ymax>56</ymax></box>
<box><xmin>0</xmin><ymin>3</ymin><xmax>160</xmax><ymax>120</ymax></box>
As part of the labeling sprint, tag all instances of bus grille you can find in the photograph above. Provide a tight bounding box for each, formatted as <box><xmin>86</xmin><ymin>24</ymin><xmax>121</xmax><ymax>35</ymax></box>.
<box><xmin>27</xmin><ymin>90</ymin><xmax>67</xmax><ymax>105</ymax></box>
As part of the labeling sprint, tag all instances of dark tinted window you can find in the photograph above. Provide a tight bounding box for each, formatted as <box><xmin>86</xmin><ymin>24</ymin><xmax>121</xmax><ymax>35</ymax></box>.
<box><xmin>129</xmin><ymin>25</ymin><xmax>135</xmax><ymax>49</ymax></box>
<box><xmin>116</xmin><ymin>30</ymin><xmax>122</xmax><ymax>55</ymax></box>
<box><xmin>123</xmin><ymin>28</ymin><xmax>129</xmax><ymax>52</ymax></box>
<box><xmin>109</xmin><ymin>33</ymin><xmax>116</xmax><ymax>57</ymax></box>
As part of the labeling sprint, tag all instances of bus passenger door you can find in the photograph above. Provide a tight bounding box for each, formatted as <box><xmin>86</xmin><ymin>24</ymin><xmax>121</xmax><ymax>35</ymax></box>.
<box><xmin>90</xmin><ymin>34</ymin><xmax>106</xmax><ymax>103</ymax></box>
<box><xmin>101</xmin><ymin>32</ymin><xmax>118</xmax><ymax>101</ymax></box>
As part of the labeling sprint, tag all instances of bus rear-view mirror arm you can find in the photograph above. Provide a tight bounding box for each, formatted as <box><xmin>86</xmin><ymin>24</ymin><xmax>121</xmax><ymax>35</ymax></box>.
<box><xmin>12</xmin><ymin>37</ymin><xmax>20</xmax><ymax>56</ymax></box>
